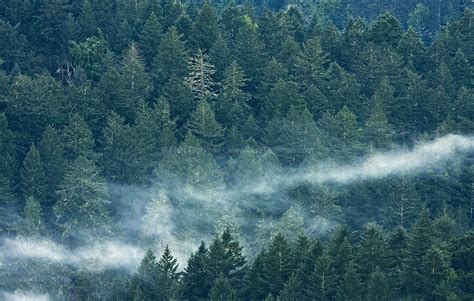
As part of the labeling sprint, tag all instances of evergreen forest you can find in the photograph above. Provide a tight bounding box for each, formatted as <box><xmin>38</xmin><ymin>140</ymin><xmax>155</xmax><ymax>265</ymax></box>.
<box><xmin>0</xmin><ymin>0</ymin><xmax>473</xmax><ymax>300</ymax></box>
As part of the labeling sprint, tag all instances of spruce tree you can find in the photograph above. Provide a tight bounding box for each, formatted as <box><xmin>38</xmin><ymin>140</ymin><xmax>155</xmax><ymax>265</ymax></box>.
<box><xmin>16</xmin><ymin>196</ymin><xmax>45</xmax><ymax>237</ymax></box>
<box><xmin>62</xmin><ymin>114</ymin><xmax>95</xmax><ymax>161</ymax></box>
<box><xmin>138</xmin><ymin>12</ymin><xmax>162</xmax><ymax>69</ymax></box>
<box><xmin>187</xmin><ymin>98</ymin><xmax>225</xmax><ymax>151</ymax></box>
<box><xmin>0</xmin><ymin>113</ymin><xmax>16</xmax><ymax>209</ymax></box>
<box><xmin>279</xmin><ymin>273</ymin><xmax>303</xmax><ymax>301</ymax></box>
<box><xmin>182</xmin><ymin>241</ymin><xmax>211</xmax><ymax>300</ymax></box>
<box><xmin>121</xmin><ymin>43</ymin><xmax>152</xmax><ymax>122</ymax></box>
<box><xmin>186</xmin><ymin>49</ymin><xmax>218</xmax><ymax>100</ymax></box>
<box><xmin>38</xmin><ymin>125</ymin><xmax>65</xmax><ymax>202</ymax></box>
<box><xmin>153</xmin><ymin>26</ymin><xmax>188</xmax><ymax>88</ymax></box>
<box><xmin>336</xmin><ymin>262</ymin><xmax>362</xmax><ymax>301</ymax></box>
<box><xmin>366</xmin><ymin>268</ymin><xmax>390</xmax><ymax>301</ymax></box>
<box><xmin>263</xmin><ymin>233</ymin><xmax>293</xmax><ymax>296</ymax></box>
<box><xmin>209</xmin><ymin>273</ymin><xmax>237</xmax><ymax>301</ymax></box>
<box><xmin>54</xmin><ymin>156</ymin><xmax>110</xmax><ymax>238</ymax></box>
<box><xmin>158</xmin><ymin>245</ymin><xmax>179</xmax><ymax>300</ymax></box>
<box><xmin>20</xmin><ymin>144</ymin><xmax>47</xmax><ymax>204</ymax></box>
<box><xmin>189</xmin><ymin>1</ymin><xmax>219</xmax><ymax>52</ymax></box>
<box><xmin>132</xmin><ymin>250</ymin><xmax>160</xmax><ymax>300</ymax></box>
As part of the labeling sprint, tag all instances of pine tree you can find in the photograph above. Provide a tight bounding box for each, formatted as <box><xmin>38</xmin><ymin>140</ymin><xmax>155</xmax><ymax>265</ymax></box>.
<box><xmin>356</xmin><ymin>224</ymin><xmax>388</xmax><ymax>282</ymax></box>
<box><xmin>121</xmin><ymin>43</ymin><xmax>152</xmax><ymax>122</ymax></box>
<box><xmin>153</xmin><ymin>26</ymin><xmax>188</xmax><ymax>87</ymax></box>
<box><xmin>0</xmin><ymin>113</ymin><xmax>16</xmax><ymax>208</ymax></box>
<box><xmin>387</xmin><ymin>177</ymin><xmax>422</xmax><ymax>228</ymax></box>
<box><xmin>366</xmin><ymin>268</ymin><xmax>390</xmax><ymax>301</ymax></box>
<box><xmin>62</xmin><ymin>114</ymin><xmax>95</xmax><ymax>161</ymax></box>
<box><xmin>386</xmin><ymin>226</ymin><xmax>407</xmax><ymax>299</ymax></box>
<box><xmin>296</xmin><ymin>38</ymin><xmax>329</xmax><ymax>89</ymax></box>
<box><xmin>318</xmin><ymin>107</ymin><xmax>363</xmax><ymax>162</ymax></box>
<box><xmin>38</xmin><ymin>125</ymin><xmax>65</xmax><ymax>202</ymax></box>
<box><xmin>263</xmin><ymin>233</ymin><xmax>293</xmax><ymax>296</ymax></box>
<box><xmin>20</xmin><ymin>144</ymin><xmax>47</xmax><ymax>204</ymax></box>
<box><xmin>368</xmin><ymin>12</ymin><xmax>403</xmax><ymax>48</ymax></box>
<box><xmin>279</xmin><ymin>273</ymin><xmax>303</xmax><ymax>301</ymax></box>
<box><xmin>209</xmin><ymin>34</ymin><xmax>232</xmax><ymax>82</ymax></box>
<box><xmin>221</xmin><ymin>227</ymin><xmax>247</xmax><ymax>291</ymax></box>
<box><xmin>161</xmin><ymin>75</ymin><xmax>195</xmax><ymax>130</ymax></box>
<box><xmin>403</xmin><ymin>208</ymin><xmax>434</xmax><ymax>296</ymax></box>
<box><xmin>158</xmin><ymin>245</ymin><xmax>179</xmax><ymax>300</ymax></box>
<box><xmin>54</xmin><ymin>156</ymin><xmax>110</xmax><ymax>238</ymax></box>
<box><xmin>187</xmin><ymin>99</ymin><xmax>224</xmax><ymax>151</ymax></box>
<box><xmin>138</xmin><ymin>12</ymin><xmax>162</xmax><ymax>69</ymax></box>
<box><xmin>215</xmin><ymin>61</ymin><xmax>249</xmax><ymax>130</ymax></box>
<box><xmin>235</xmin><ymin>20</ymin><xmax>265</xmax><ymax>90</ymax></box>
<box><xmin>189</xmin><ymin>1</ymin><xmax>219</xmax><ymax>52</ymax></box>
<box><xmin>186</xmin><ymin>49</ymin><xmax>218</xmax><ymax>100</ymax></box>
<box><xmin>419</xmin><ymin>246</ymin><xmax>455</xmax><ymax>300</ymax></box>
<box><xmin>16</xmin><ymin>196</ymin><xmax>45</xmax><ymax>237</ymax></box>
<box><xmin>336</xmin><ymin>262</ymin><xmax>362</xmax><ymax>301</ymax></box>
<box><xmin>397</xmin><ymin>27</ymin><xmax>426</xmax><ymax>70</ymax></box>
<box><xmin>364</xmin><ymin>94</ymin><xmax>393</xmax><ymax>150</ymax></box>
<box><xmin>306</xmin><ymin>251</ymin><xmax>337</xmax><ymax>300</ymax></box>
<box><xmin>209</xmin><ymin>273</ymin><xmax>237</xmax><ymax>301</ymax></box>
<box><xmin>451</xmin><ymin>49</ymin><xmax>471</xmax><ymax>89</ymax></box>
<box><xmin>78</xmin><ymin>0</ymin><xmax>97</xmax><ymax>39</ymax></box>
<box><xmin>182</xmin><ymin>241</ymin><xmax>211</xmax><ymax>300</ymax></box>
<box><xmin>132</xmin><ymin>250</ymin><xmax>160</xmax><ymax>300</ymax></box>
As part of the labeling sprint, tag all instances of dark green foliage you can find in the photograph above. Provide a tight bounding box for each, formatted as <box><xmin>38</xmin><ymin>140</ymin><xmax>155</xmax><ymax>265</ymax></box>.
<box><xmin>0</xmin><ymin>3</ymin><xmax>472</xmax><ymax>300</ymax></box>
<box><xmin>20</xmin><ymin>144</ymin><xmax>47</xmax><ymax>204</ymax></box>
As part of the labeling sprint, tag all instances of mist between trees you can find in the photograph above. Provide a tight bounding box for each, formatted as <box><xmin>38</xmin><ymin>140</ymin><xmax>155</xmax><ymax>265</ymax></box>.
<box><xmin>0</xmin><ymin>0</ymin><xmax>473</xmax><ymax>299</ymax></box>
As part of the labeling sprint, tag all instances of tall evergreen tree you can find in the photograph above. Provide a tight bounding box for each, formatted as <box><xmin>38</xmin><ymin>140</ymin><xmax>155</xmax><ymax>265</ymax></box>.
<box><xmin>138</xmin><ymin>12</ymin><xmax>162</xmax><ymax>69</ymax></box>
<box><xmin>187</xmin><ymin>99</ymin><xmax>225</xmax><ymax>151</ymax></box>
<box><xmin>54</xmin><ymin>156</ymin><xmax>110</xmax><ymax>238</ymax></box>
<box><xmin>16</xmin><ymin>196</ymin><xmax>45</xmax><ymax>237</ymax></box>
<box><xmin>38</xmin><ymin>125</ymin><xmax>65</xmax><ymax>202</ymax></box>
<box><xmin>20</xmin><ymin>144</ymin><xmax>47</xmax><ymax>204</ymax></box>
<box><xmin>189</xmin><ymin>1</ymin><xmax>219</xmax><ymax>52</ymax></box>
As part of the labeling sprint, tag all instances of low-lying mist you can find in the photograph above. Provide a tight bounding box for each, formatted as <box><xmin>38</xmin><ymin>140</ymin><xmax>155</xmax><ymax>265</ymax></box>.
<box><xmin>1</xmin><ymin>134</ymin><xmax>473</xmax><ymax>277</ymax></box>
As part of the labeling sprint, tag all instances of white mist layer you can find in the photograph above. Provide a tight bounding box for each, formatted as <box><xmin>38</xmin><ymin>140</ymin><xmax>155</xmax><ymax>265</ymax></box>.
<box><xmin>302</xmin><ymin>134</ymin><xmax>474</xmax><ymax>184</ymax></box>
<box><xmin>1</xmin><ymin>135</ymin><xmax>473</xmax><ymax>273</ymax></box>
<box><xmin>1</xmin><ymin>238</ymin><xmax>144</xmax><ymax>271</ymax></box>
<box><xmin>178</xmin><ymin>135</ymin><xmax>474</xmax><ymax>201</ymax></box>
<box><xmin>2</xmin><ymin>291</ymin><xmax>50</xmax><ymax>301</ymax></box>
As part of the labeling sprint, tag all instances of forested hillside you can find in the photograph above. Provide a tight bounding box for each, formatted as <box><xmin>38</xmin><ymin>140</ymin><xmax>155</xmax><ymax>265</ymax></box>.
<box><xmin>0</xmin><ymin>0</ymin><xmax>473</xmax><ymax>300</ymax></box>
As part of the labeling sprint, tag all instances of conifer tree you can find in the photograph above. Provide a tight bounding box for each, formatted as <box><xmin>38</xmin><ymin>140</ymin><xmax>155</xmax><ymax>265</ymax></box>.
<box><xmin>54</xmin><ymin>156</ymin><xmax>110</xmax><ymax>238</ymax></box>
<box><xmin>153</xmin><ymin>26</ymin><xmax>188</xmax><ymax>87</ymax></box>
<box><xmin>209</xmin><ymin>34</ymin><xmax>232</xmax><ymax>82</ymax></box>
<box><xmin>403</xmin><ymin>208</ymin><xmax>434</xmax><ymax>296</ymax></box>
<box><xmin>158</xmin><ymin>245</ymin><xmax>179</xmax><ymax>300</ymax></box>
<box><xmin>279</xmin><ymin>273</ymin><xmax>303</xmax><ymax>301</ymax></box>
<box><xmin>189</xmin><ymin>1</ymin><xmax>219</xmax><ymax>52</ymax></box>
<box><xmin>306</xmin><ymin>251</ymin><xmax>337</xmax><ymax>300</ymax></box>
<box><xmin>209</xmin><ymin>273</ymin><xmax>237</xmax><ymax>301</ymax></box>
<box><xmin>121</xmin><ymin>43</ymin><xmax>152</xmax><ymax>122</ymax></box>
<box><xmin>186</xmin><ymin>49</ymin><xmax>218</xmax><ymax>100</ymax></box>
<box><xmin>16</xmin><ymin>196</ymin><xmax>45</xmax><ymax>237</ymax></box>
<box><xmin>336</xmin><ymin>262</ymin><xmax>362</xmax><ymax>301</ymax></box>
<box><xmin>20</xmin><ymin>144</ymin><xmax>47</xmax><ymax>204</ymax></box>
<box><xmin>366</xmin><ymin>268</ymin><xmax>390</xmax><ymax>301</ymax></box>
<box><xmin>187</xmin><ymin>99</ymin><xmax>224</xmax><ymax>151</ymax></box>
<box><xmin>138</xmin><ymin>12</ymin><xmax>162</xmax><ymax>68</ymax></box>
<box><xmin>0</xmin><ymin>113</ymin><xmax>16</xmax><ymax>208</ymax></box>
<box><xmin>161</xmin><ymin>75</ymin><xmax>195</xmax><ymax>130</ymax></box>
<box><xmin>182</xmin><ymin>241</ymin><xmax>211</xmax><ymax>300</ymax></box>
<box><xmin>38</xmin><ymin>125</ymin><xmax>65</xmax><ymax>202</ymax></box>
<box><xmin>356</xmin><ymin>224</ymin><xmax>388</xmax><ymax>282</ymax></box>
<box><xmin>263</xmin><ymin>233</ymin><xmax>293</xmax><ymax>296</ymax></box>
<box><xmin>62</xmin><ymin>114</ymin><xmax>95</xmax><ymax>161</ymax></box>
<box><xmin>132</xmin><ymin>250</ymin><xmax>160</xmax><ymax>300</ymax></box>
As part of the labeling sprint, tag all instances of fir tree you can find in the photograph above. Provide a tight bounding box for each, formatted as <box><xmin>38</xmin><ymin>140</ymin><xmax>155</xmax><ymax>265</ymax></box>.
<box><xmin>187</xmin><ymin>99</ymin><xmax>224</xmax><ymax>151</ymax></box>
<box><xmin>138</xmin><ymin>12</ymin><xmax>162</xmax><ymax>68</ymax></box>
<box><xmin>189</xmin><ymin>1</ymin><xmax>219</xmax><ymax>52</ymax></box>
<box><xmin>20</xmin><ymin>144</ymin><xmax>47</xmax><ymax>204</ymax></box>
<box><xmin>62</xmin><ymin>114</ymin><xmax>95</xmax><ymax>161</ymax></box>
<box><xmin>54</xmin><ymin>156</ymin><xmax>110</xmax><ymax>238</ymax></box>
<box><xmin>16</xmin><ymin>196</ymin><xmax>45</xmax><ymax>237</ymax></box>
<box><xmin>186</xmin><ymin>49</ymin><xmax>218</xmax><ymax>100</ymax></box>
